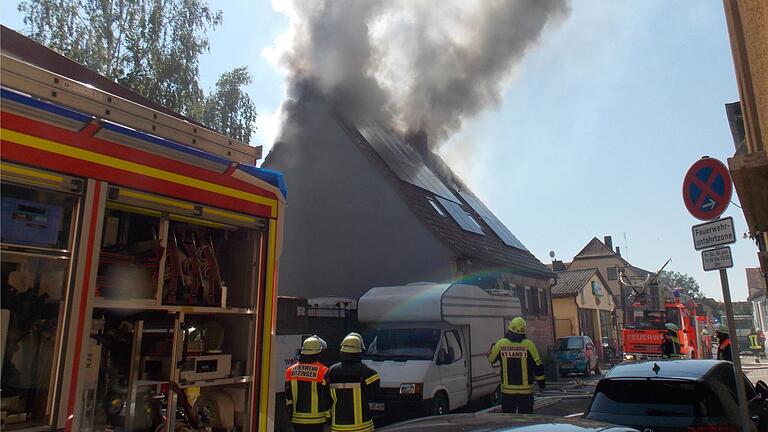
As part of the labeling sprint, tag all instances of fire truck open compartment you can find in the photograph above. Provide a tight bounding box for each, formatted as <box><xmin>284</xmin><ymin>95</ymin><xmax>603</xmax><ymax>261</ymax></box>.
<box><xmin>1</xmin><ymin>45</ymin><xmax>285</xmax><ymax>431</ymax></box>
<box><xmin>1</xmin><ymin>179</ymin><xmax>80</xmax><ymax>430</ymax></box>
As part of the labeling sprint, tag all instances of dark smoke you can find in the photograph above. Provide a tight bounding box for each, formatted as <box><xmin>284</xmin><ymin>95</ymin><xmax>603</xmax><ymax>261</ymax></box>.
<box><xmin>270</xmin><ymin>0</ymin><xmax>571</xmax><ymax>148</ymax></box>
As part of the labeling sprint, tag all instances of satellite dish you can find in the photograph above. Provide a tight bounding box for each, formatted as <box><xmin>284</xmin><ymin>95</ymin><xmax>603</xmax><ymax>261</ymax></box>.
<box><xmin>549</xmin><ymin>251</ymin><xmax>556</xmax><ymax>258</ymax></box>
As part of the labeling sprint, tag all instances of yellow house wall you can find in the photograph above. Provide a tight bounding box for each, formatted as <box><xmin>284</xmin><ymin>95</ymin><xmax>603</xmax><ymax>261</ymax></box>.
<box><xmin>553</xmin><ymin>297</ymin><xmax>579</xmax><ymax>339</ymax></box>
<box><xmin>553</xmin><ymin>274</ymin><xmax>617</xmax><ymax>343</ymax></box>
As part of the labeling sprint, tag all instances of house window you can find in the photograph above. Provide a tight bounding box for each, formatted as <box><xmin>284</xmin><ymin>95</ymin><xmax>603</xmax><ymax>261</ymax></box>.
<box><xmin>427</xmin><ymin>197</ymin><xmax>447</xmax><ymax>217</ymax></box>
<box><xmin>524</xmin><ymin>286</ymin><xmax>531</xmax><ymax>313</ymax></box>
<box><xmin>538</xmin><ymin>288</ymin><xmax>548</xmax><ymax>315</ymax></box>
<box><xmin>531</xmin><ymin>288</ymin><xmax>541</xmax><ymax>315</ymax></box>
<box><xmin>607</xmin><ymin>267</ymin><xmax>618</xmax><ymax>280</ymax></box>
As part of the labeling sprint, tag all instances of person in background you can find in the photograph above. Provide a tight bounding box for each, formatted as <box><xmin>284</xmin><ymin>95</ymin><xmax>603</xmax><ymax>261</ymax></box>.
<box><xmin>661</xmin><ymin>323</ymin><xmax>681</xmax><ymax>359</ymax></box>
<box><xmin>759</xmin><ymin>330</ymin><xmax>766</xmax><ymax>359</ymax></box>
<box><xmin>748</xmin><ymin>327</ymin><xmax>762</xmax><ymax>363</ymax></box>
<box><xmin>285</xmin><ymin>335</ymin><xmax>331</xmax><ymax>432</ymax></box>
<box><xmin>327</xmin><ymin>333</ymin><xmax>380</xmax><ymax>432</ymax></box>
<box><xmin>487</xmin><ymin>317</ymin><xmax>545</xmax><ymax>414</ymax></box>
<box><xmin>716</xmin><ymin>324</ymin><xmax>733</xmax><ymax>362</ymax></box>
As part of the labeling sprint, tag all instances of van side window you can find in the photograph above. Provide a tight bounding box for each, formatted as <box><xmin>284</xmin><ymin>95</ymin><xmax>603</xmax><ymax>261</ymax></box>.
<box><xmin>445</xmin><ymin>331</ymin><xmax>463</xmax><ymax>363</ymax></box>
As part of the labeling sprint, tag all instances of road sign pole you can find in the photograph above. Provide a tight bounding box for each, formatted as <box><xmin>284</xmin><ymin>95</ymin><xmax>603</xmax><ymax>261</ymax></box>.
<box><xmin>720</xmin><ymin>268</ymin><xmax>752</xmax><ymax>432</ymax></box>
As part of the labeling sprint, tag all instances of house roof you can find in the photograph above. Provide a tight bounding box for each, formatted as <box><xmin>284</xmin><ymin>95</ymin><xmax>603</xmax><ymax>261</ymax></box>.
<box><xmin>573</xmin><ymin>237</ymin><xmax>615</xmax><ymax>259</ymax></box>
<box><xmin>337</xmin><ymin>118</ymin><xmax>554</xmax><ymax>279</ymax></box>
<box><xmin>571</xmin><ymin>236</ymin><xmax>653</xmax><ymax>278</ymax></box>
<box><xmin>551</xmin><ymin>268</ymin><xmax>598</xmax><ymax>297</ymax></box>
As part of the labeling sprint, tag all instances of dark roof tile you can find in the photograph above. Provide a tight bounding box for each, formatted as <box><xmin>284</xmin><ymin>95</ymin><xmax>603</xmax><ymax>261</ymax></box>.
<box><xmin>552</xmin><ymin>268</ymin><xmax>597</xmax><ymax>297</ymax></box>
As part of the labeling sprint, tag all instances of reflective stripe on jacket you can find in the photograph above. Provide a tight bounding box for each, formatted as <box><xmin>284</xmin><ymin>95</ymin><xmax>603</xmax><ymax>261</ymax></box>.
<box><xmin>749</xmin><ymin>333</ymin><xmax>761</xmax><ymax>349</ymax></box>
<box><xmin>327</xmin><ymin>361</ymin><xmax>380</xmax><ymax>432</ymax></box>
<box><xmin>487</xmin><ymin>336</ymin><xmax>544</xmax><ymax>395</ymax></box>
<box><xmin>662</xmin><ymin>332</ymin><xmax>681</xmax><ymax>359</ymax></box>
<box><xmin>285</xmin><ymin>361</ymin><xmax>331</xmax><ymax>424</ymax></box>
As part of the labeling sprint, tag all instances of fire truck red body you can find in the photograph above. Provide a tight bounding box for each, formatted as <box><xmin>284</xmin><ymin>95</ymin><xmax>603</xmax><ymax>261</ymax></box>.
<box><xmin>622</xmin><ymin>299</ymin><xmax>711</xmax><ymax>361</ymax></box>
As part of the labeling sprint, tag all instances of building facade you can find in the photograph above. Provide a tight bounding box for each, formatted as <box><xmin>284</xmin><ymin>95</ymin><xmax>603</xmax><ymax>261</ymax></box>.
<box><xmin>723</xmin><ymin>0</ymin><xmax>768</xmax><ymax>279</ymax></box>
<box><xmin>551</xmin><ymin>268</ymin><xmax>617</xmax><ymax>357</ymax></box>
<box><xmin>264</xmin><ymin>97</ymin><xmax>556</xmax><ymax>349</ymax></box>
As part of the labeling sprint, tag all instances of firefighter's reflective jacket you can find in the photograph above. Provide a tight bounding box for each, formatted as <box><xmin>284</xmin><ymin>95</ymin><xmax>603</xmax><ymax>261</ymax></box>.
<box><xmin>327</xmin><ymin>361</ymin><xmax>380</xmax><ymax>432</ymax></box>
<box><xmin>487</xmin><ymin>333</ymin><xmax>545</xmax><ymax>395</ymax></box>
<box><xmin>749</xmin><ymin>332</ymin><xmax>762</xmax><ymax>350</ymax></box>
<box><xmin>285</xmin><ymin>361</ymin><xmax>331</xmax><ymax>425</ymax></box>
<box><xmin>662</xmin><ymin>331</ymin><xmax>681</xmax><ymax>359</ymax></box>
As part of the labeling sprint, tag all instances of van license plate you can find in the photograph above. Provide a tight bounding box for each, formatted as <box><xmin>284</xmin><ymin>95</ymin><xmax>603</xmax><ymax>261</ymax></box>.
<box><xmin>369</xmin><ymin>402</ymin><xmax>385</xmax><ymax>411</ymax></box>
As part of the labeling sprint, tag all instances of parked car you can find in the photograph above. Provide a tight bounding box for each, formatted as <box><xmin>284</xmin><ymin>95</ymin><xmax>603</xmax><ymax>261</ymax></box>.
<box><xmin>584</xmin><ymin>359</ymin><xmax>768</xmax><ymax>431</ymax></box>
<box><xmin>378</xmin><ymin>413</ymin><xmax>639</xmax><ymax>431</ymax></box>
<box><xmin>555</xmin><ymin>335</ymin><xmax>600</xmax><ymax>377</ymax></box>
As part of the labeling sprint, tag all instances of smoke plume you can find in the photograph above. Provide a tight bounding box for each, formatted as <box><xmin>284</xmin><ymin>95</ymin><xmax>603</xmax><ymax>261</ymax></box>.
<box><xmin>269</xmin><ymin>0</ymin><xmax>570</xmax><ymax>148</ymax></box>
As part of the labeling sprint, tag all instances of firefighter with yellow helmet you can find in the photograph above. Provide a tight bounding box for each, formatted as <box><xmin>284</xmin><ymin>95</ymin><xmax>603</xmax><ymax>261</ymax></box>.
<box><xmin>327</xmin><ymin>332</ymin><xmax>380</xmax><ymax>432</ymax></box>
<box><xmin>487</xmin><ymin>317</ymin><xmax>545</xmax><ymax>414</ymax></box>
<box><xmin>285</xmin><ymin>335</ymin><xmax>331</xmax><ymax>431</ymax></box>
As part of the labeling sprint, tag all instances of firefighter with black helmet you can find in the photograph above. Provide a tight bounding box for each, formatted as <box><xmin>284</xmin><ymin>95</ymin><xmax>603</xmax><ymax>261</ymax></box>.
<box><xmin>327</xmin><ymin>333</ymin><xmax>380</xmax><ymax>432</ymax></box>
<box><xmin>487</xmin><ymin>317</ymin><xmax>545</xmax><ymax>414</ymax></box>
<box><xmin>285</xmin><ymin>335</ymin><xmax>331</xmax><ymax>431</ymax></box>
<box><xmin>661</xmin><ymin>323</ymin><xmax>681</xmax><ymax>359</ymax></box>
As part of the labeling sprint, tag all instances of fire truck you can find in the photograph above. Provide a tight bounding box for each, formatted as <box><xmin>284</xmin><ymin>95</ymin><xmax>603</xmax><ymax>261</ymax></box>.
<box><xmin>619</xmin><ymin>261</ymin><xmax>712</xmax><ymax>362</ymax></box>
<box><xmin>1</xmin><ymin>27</ymin><xmax>285</xmax><ymax>431</ymax></box>
<box><xmin>622</xmin><ymin>297</ymin><xmax>712</xmax><ymax>361</ymax></box>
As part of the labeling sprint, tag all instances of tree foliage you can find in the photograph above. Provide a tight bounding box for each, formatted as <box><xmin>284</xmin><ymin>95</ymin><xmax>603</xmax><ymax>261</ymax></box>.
<box><xmin>658</xmin><ymin>270</ymin><xmax>704</xmax><ymax>299</ymax></box>
<box><xmin>17</xmin><ymin>0</ymin><xmax>257</xmax><ymax>142</ymax></box>
<box><xmin>193</xmin><ymin>67</ymin><xmax>257</xmax><ymax>143</ymax></box>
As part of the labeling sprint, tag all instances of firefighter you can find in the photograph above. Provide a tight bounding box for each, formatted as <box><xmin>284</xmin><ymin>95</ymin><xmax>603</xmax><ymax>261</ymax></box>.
<box><xmin>487</xmin><ymin>317</ymin><xmax>545</xmax><ymax>414</ymax></box>
<box><xmin>716</xmin><ymin>324</ymin><xmax>733</xmax><ymax>362</ymax></box>
<box><xmin>285</xmin><ymin>335</ymin><xmax>331</xmax><ymax>432</ymax></box>
<box><xmin>749</xmin><ymin>327</ymin><xmax>762</xmax><ymax>363</ymax></box>
<box><xmin>661</xmin><ymin>323</ymin><xmax>681</xmax><ymax>359</ymax></box>
<box><xmin>327</xmin><ymin>333</ymin><xmax>380</xmax><ymax>432</ymax></box>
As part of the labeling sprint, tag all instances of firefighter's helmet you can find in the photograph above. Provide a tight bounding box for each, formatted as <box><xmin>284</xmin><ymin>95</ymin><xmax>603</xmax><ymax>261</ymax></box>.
<box><xmin>715</xmin><ymin>324</ymin><xmax>729</xmax><ymax>335</ymax></box>
<box><xmin>347</xmin><ymin>332</ymin><xmax>366</xmax><ymax>350</ymax></box>
<box><xmin>665</xmin><ymin>323</ymin><xmax>679</xmax><ymax>332</ymax></box>
<box><xmin>508</xmin><ymin>317</ymin><xmax>527</xmax><ymax>334</ymax></box>
<box><xmin>301</xmin><ymin>335</ymin><xmax>327</xmax><ymax>355</ymax></box>
<box><xmin>340</xmin><ymin>333</ymin><xmax>364</xmax><ymax>353</ymax></box>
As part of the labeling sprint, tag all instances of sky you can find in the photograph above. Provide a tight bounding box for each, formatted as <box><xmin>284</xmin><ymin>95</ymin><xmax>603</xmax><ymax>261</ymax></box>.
<box><xmin>1</xmin><ymin>1</ymin><xmax>758</xmax><ymax>301</ymax></box>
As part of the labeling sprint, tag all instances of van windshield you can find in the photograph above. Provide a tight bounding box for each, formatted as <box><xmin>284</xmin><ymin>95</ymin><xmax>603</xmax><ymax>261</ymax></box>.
<box><xmin>364</xmin><ymin>328</ymin><xmax>441</xmax><ymax>361</ymax></box>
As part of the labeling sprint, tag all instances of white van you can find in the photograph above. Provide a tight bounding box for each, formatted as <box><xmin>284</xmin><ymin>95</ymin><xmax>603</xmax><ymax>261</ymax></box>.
<box><xmin>357</xmin><ymin>282</ymin><xmax>521</xmax><ymax>417</ymax></box>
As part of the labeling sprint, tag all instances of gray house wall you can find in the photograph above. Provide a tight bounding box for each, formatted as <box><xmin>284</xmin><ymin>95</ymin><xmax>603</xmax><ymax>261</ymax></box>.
<box><xmin>264</xmin><ymin>99</ymin><xmax>456</xmax><ymax>300</ymax></box>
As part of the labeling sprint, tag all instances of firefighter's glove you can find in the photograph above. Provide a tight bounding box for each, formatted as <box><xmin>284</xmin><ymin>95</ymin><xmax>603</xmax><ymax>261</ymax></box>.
<box><xmin>537</xmin><ymin>380</ymin><xmax>546</xmax><ymax>390</ymax></box>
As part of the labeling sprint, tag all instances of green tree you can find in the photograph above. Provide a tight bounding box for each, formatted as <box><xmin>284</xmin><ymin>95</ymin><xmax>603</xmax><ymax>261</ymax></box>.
<box><xmin>17</xmin><ymin>0</ymin><xmax>257</xmax><ymax>142</ymax></box>
<box><xmin>193</xmin><ymin>67</ymin><xmax>257</xmax><ymax>143</ymax></box>
<box><xmin>659</xmin><ymin>270</ymin><xmax>704</xmax><ymax>299</ymax></box>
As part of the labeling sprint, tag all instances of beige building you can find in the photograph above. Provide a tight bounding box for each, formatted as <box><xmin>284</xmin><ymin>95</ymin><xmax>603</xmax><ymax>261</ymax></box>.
<box><xmin>552</xmin><ymin>268</ymin><xmax>617</xmax><ymax>357</ymax></box>
<box><xmin>723</xmin><ymin>1</ymin><xmax>768</xmax><ymax>276</ymax></box>
<box><xmin>564</xmin><ymin>236</ymin><xmax>653</xmax><ymax>335</ymax></box>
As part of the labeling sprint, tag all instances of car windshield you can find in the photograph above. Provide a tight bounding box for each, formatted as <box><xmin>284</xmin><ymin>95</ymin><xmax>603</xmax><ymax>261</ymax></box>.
<box><xmin>589</xmin><ymin>379</ymin><xmax>723</xmax><ymax>418</ymax></box>
<box><xmin>364</xmin><ymin>328</ymin><xmax>441</xmax><ymax>361</ymax></box>
<box><xmin>556</xmin><ymin>337</ymin><xmax>584</xmax><ymax>351</ymax></box>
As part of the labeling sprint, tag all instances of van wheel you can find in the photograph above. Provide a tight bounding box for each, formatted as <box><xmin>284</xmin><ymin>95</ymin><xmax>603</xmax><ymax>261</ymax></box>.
<box><xmin>431</xmin><ymin>392</ymin><xmax>449</xmax><ymax>416</ymax></box>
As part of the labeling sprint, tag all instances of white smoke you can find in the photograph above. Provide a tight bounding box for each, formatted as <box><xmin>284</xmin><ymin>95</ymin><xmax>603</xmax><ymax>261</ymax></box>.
<box><xmin>267</xmin><ymin>0</ymin><xmax>570</xmax><ymax>148</ymax></box>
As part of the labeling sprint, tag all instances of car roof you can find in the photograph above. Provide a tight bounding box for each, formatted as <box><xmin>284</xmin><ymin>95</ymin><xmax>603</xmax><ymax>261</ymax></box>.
<box><xmin>604</xmin><ymin>359</ymin><xmax>728</xmax><ymax>380</ymax></box>
<box><xmin>378</xmin><ymin>413</ymin><xmax>638</xmax><ymax>431</ymax></box>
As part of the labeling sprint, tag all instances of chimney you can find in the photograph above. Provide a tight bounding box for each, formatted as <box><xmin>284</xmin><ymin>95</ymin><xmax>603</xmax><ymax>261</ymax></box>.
<box><xmin>552</xmin><ymin>260</ymin><xmax>566</xmax><ymax>271</ymax></box>
<box><xmin>604</xmin><ymin>236</ymin><xmax>613</xmax><ymax>251</ymax></box>
<box><xmin>615</xmin><ymin>246</ymin><xmax>621</xmax><ymax>257</ymax></box>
